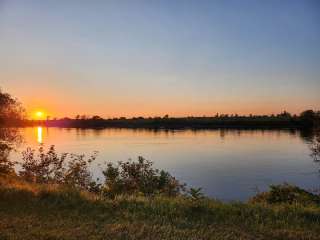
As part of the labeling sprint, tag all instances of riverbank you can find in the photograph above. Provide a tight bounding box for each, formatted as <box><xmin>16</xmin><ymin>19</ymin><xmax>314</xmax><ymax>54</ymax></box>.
<box><xmin>6</xmin><ymin>109</ymin><xmax>319</xmax><ymax>130</ymax></box>
<box><xmin>1</xmin><ymin>175</ymin><xmax>320</xmax><ymax>240</ymax></box>
<box><xmin>13</xmin><ymin>117</ymin><xmax>308</xmax><ymax>129</ymax></box>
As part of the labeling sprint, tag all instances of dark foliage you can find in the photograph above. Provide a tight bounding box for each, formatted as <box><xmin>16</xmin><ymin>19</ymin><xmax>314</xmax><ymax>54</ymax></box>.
<box><xmin>21</xmin><ymin>110</ymin><xmax>320</xmax><ymax>130</ymax></box>
<box><xmin>19</xmin><ymin>145</ymin><xmax>98</xmax><ymax>191</ymax></box>
<box><xmin>300</xmin><ymin>110</ymin><xmax>319</xmax><ymax>128</ymax></box>
<box><xmin>250</xmin><ymin>184</ymin><xmax>320</xmax><ymax>205</ymax></box>
<box><xmin>0</xmin><ymin>128</ymin><xmax>22</xmax><ymax>175</ymax></box>
<box><xmin>188</xmin><ymin>187</ymin><xmax>204</xmax><ymax>202</ymax></box>
<box><xmin>0</xmin><ymin>143</ymin><xmax>15</xmax><ymax>175</ymax></box>
<box><xmin>0</xmin><ymin>89</ymin><xmax>25</xmax><ymax>125</ymax></box>
<box><xmin>310</xmin><ymin>128</ymin><xmax>320</xmax><ymax>162</ymax></box>
<box><xmin>102</xmin><ymin>156</ymin><xmax>186</xmax><ymax>198</ymax></box>
<box><xmin>17</xmin><ymin>146</ymin><xmax>185</xmax><ymax>198</ymax></box>
<box><xmin>0</xmin><ymin>89</ymin><xmax>24</xmax><ymax>174</ymax></box>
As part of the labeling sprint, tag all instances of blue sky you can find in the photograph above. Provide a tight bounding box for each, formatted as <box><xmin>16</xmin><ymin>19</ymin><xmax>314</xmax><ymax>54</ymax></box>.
<box><xmin>1</xmin><ymin>0</ymin><xmax>319</xmax><ymax>117</ymax></box>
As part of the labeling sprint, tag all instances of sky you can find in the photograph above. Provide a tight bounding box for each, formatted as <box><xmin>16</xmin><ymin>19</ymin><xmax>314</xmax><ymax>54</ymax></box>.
<box><xmin>0</xmin><ymin>0</ymin><xmax>319</xmax><ymax>118</ymax></box>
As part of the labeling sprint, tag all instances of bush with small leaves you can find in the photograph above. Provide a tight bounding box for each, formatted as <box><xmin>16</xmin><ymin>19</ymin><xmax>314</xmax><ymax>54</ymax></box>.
<box><xmin>20</xmin><ymin>145</ymin><xmax>68</xmax><ymax>183</ymax></box>
<box><xmin>0</xmin><ymin>143</ymin><xmax>15</xmax><ymax>175</ymax></box>
<box><xmin>250</xmin><ymin>184</ymin><xmax>320</xmax><ymax>205</ymax></box>
<box><xmin>310</xmin><ymin>128</ymin><xmax>320</xmax><ymax>162</ymax></box>
<box><xmin>19</xmin><ymin>145</ymin><xmax>98</xmax><ymax>191</ymax></box>
<box><xmin>0</xmin><ymin>128</ymin><xmax>22</xmax><ymax>175</ymax></box>
<box><xmin>189</xmin><ymin>187</ymin><xmax>204</xmax><ymax>202</ymax></box>
<box><xmin>63</xmin><ymin>153</ymin><xmax>98</xmax><ymax>190</ymax></box>
<box><xmin>102</xmin><ymin>156</ymin><xmax>185</xmax><ymax>198</ymax></box>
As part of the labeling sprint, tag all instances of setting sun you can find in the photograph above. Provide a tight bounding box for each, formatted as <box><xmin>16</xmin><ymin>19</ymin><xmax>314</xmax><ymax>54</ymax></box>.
<box><xmin>34</xmin><ymin>111</ymin><xmax>46</xmax><ymax>120</ymax></box>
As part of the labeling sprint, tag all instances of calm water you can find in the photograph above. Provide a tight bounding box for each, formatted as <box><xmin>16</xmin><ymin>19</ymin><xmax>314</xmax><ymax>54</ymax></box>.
<box><xmin>10</xmin><ymin>127</ymin><xmax>319</xmax><ymax>201</ymax></box>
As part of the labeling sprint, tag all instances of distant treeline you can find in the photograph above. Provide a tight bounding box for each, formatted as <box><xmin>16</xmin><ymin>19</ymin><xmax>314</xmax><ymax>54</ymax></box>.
<box><xmin>19</xmin><ymin>110</ymin><xmax>320</xmax><ymax>129</ymax></box>
<box><xmin>1</xmin><ymin>88</ymin><xmax>319</xmax><ymax>129</ymax></box>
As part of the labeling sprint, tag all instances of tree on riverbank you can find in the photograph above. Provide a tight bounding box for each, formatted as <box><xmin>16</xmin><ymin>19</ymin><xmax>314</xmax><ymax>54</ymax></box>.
<box><xmin>0</xmin><ymin>89</ymin><xmax>25</xmax><ymax>124</ymax></box>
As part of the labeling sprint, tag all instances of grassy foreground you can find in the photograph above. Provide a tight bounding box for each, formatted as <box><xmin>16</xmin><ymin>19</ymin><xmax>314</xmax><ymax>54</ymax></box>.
<box><xmin>1</xmin><ymin>176</ymin><xmax>320</xmax><ymax>240</ymax></box>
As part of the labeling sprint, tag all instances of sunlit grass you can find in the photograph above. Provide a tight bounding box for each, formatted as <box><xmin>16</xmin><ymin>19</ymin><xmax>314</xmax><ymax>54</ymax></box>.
<box><xmin>1</xmin><ymin>175</ymin><xmax>320</xmax><ymax>240</ymax></box>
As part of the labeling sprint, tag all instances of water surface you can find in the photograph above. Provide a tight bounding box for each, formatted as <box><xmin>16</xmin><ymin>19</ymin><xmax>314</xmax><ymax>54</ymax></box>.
<box><xmin>11</xmin><ymin>127</ymin><xmax>319</xmax><ymax>201</ymax></box>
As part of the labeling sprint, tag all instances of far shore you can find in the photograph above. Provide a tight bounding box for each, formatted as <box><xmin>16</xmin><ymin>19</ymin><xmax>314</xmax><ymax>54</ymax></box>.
<box><xmin>4</xmin><ymin>114</ymin><xmax>316</xmax><ymax>130</ymax></box>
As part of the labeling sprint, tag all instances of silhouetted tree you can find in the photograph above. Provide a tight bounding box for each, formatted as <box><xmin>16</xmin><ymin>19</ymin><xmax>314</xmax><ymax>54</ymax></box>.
<box><xmin>300</xmin><ymin>110</ymin><xmax>316</xmax><ymax>128</ymax></box>
<box><xmin>278</xmin><ymin>111</ymin><xmax>291</xmax><ymax>118</ymax></box>
<box><xmin>0</xmin><ymin>88</ymin><xmax>25</xmax><ymax>124</ymax></box>
<box><xmin>91</xmin><ymin>115</ymin><xmax>103</xmax><ymax>120</ymax></box>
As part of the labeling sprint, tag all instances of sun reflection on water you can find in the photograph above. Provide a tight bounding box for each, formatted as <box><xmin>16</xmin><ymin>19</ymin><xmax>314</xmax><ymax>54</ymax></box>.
<box><xmin>37</xmin><ymin>126</ymin><xmax>43</xmax><ymax>144</ymax></box>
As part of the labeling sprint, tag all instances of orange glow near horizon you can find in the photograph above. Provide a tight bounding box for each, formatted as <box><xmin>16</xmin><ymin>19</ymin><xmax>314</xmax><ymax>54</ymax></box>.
<box><xmin>32</xmin><ymin>111</ymin><xmax>46</xmax><ymax>120</ymax></box>
<box><xmin>22</xmin><ymin>96</ymin><xmax>317</xmax><ymax>119</ymax></box>
<box><xmin>25</xmin><ymin>107</ymin><xmax>310</xmax><ymax>119</ymax></box>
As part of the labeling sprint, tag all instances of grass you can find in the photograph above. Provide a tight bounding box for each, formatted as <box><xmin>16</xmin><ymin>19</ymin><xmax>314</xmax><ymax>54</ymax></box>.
<box><xmin>1</xmin><ymin>175</ymin><xmax>320</xmax><ymax>240</ymax></box>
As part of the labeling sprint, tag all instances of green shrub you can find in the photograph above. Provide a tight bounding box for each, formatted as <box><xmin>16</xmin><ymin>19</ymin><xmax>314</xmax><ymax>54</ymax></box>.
<box><xmin>188</xmin><ymin>187</ymin><xmax>204</xmax><ymax>202</ymax></box>
<box><xmin>0</xmin><ymin>143</ymin><xmax>15</xmax><ymax>175</ymax></box>
<box><xmin>250</xmin><ymin>184</ymin><xmax>320</xmax><ymax>205</ymax></box>
<box><xmin>0</xmin><ymin>128</ymin><xmax>22</xmax><ymax>175</ymax></box>
<box><xmin>19</xmin><ymin>145</ymin><xmax>98</xmax><ymax>191</ymax></box>
<box><xmin>102</xmin><ymin>156</ymin><xmax>185</xmax><ymax>198</ymax></box>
